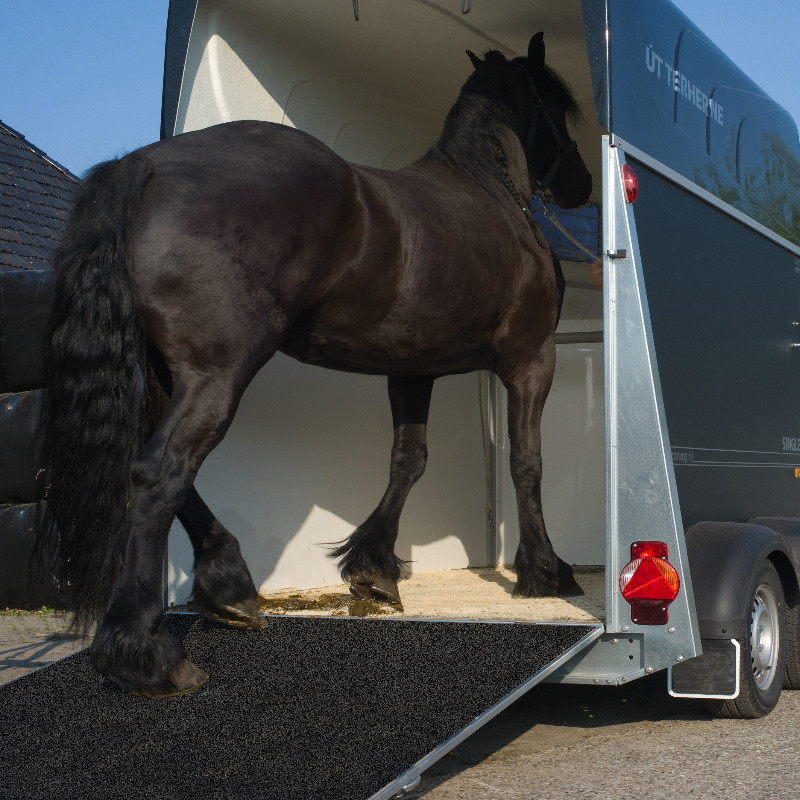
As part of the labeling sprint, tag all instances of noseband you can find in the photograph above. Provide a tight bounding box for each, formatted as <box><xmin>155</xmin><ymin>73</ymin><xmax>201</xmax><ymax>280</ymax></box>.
<box><xmin>512</xmin><ymin>60</ymin><xmax>578</xmax><ymax>194</ymax></box>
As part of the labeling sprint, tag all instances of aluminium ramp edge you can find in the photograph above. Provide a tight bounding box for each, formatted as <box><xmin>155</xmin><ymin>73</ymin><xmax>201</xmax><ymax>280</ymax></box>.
<box><xmin>1</xmin><ymin>613</ymin><xmax>602</xmax><ymax>800</ymax></box>
<box><xmin>371</xmin><ymin>619</ymin><xmax>603</xmax><ymax>800</ymax></box>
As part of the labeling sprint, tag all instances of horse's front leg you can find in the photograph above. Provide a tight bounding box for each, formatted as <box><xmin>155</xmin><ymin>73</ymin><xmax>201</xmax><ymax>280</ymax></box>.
<box><xmin>504</xmin><ymin>360</ymin><xmax>584</xmax><ymax>598</ymax></box>
<box><xmin>329</xmin><ymin>375</ymin><xmax>435</xmax><ymax>605</ymax></box>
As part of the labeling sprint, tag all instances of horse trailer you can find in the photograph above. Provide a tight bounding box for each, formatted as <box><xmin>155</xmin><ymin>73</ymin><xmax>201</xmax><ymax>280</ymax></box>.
<box><xmin>161</xmin><ymin>0</ymin><xmax>800</xmax><ymax>711</ymax></box>
<box><xmin>5</xmin><ymin>0</ymin><xmax>800</xmax><ymax>798</ymax></box>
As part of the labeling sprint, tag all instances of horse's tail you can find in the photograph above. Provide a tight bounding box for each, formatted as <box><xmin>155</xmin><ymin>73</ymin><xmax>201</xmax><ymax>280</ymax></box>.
<box><xmin>39</xmin><ymin>155</ymin><xmax>154</xmax><ymax>632</ymax></box>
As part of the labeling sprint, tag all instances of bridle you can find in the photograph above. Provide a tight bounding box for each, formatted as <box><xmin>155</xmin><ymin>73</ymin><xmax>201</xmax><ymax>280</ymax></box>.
<box><xmin>508</xmin><ymin>60</ymin><xmax>596</xmax><ymax>260</ymax></box>
<box><xmin>511</xmin><ymin>60</ymin><xmax>578</xmax><ymax>194</ymax></box>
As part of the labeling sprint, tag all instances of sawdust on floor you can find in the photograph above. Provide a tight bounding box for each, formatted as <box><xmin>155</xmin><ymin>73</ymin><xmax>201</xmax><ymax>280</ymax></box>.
<box><xmin>257</xmin><ymin>565</ymin><xmax>604</xmax><ymax>622</ymax></box>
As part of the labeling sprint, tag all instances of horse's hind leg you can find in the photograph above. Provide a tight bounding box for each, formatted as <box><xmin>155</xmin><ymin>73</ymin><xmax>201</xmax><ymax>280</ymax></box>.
<box><xmin>91</xmin><ymin>371</ymin><xmax>251</xmax><ymax>697</ymax></box>
<box><xmin>179</xmin><ymin>487</ymin><xmax>264</xmax><ymax>628</ymax></box>
<box><xmin>330</xmin><ymin>375</ymin><xmax>435</xmax><ymax>605</ymax></box>
<box><xmin>504</xmin><ymin>357</ymin><xmax>584</xmax><ymax>598</ymax></box>
<box><xmin>148</xmin><ymin>355</ymin><xmax>263</xmax><ymax>629</ymax></box>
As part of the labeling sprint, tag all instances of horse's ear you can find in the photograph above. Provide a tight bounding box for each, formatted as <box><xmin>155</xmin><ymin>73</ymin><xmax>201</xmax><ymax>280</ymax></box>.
<box><xmin>466</xmin><ymin>50</ymin><xmax>482</xmax><ymax>70</ymax></box>
<box><xmin>528</xmin><ymin>32</ymin><xmax>545</xmax><ymax>70</ymax></box>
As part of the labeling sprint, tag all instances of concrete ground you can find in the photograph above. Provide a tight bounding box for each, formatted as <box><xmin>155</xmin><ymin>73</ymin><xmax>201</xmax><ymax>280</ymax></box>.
<box><xmin>0</xmin><ymin>611</ymin><xmax>88</xmax><ymax>686</ymax></box>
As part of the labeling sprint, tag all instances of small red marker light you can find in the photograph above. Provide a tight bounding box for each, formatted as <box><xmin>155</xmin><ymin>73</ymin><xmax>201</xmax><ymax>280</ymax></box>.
<box><xmin>619</xmin><ymin>541</ymin><xmax>680</xmax><ymax>625</ymax></box>
<box><xmin>622</xmin><ymin>164</ymin><xmax>639</xmax><ymax>204</ymax></box>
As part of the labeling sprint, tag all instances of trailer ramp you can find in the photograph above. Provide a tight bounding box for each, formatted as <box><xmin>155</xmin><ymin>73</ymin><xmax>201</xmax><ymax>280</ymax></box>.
<box><xmin>1</xmin><ymin>613</ymin><xmax>601</xmax><ymax>800</ymax></box>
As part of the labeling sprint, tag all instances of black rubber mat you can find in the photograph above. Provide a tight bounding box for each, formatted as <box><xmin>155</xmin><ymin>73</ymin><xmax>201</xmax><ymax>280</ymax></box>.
<box><xmin>1</xmin><ymin>614</ymin><xmax>599</xmax><ymax>800</ymax></box>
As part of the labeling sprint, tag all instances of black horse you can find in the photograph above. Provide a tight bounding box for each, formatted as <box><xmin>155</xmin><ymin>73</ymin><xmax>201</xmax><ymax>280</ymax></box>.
<box><xmin>39</xmin><ymin>33</ymin><xmax>591</xmax><ymax>696</ymax></box>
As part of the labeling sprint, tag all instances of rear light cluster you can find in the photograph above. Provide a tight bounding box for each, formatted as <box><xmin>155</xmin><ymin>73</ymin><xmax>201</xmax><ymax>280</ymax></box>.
<box><xmin>619</xmin><ymin>541</ymin><xmax>680</xmax><ymax>625</ymax></box>
<box><xmin>622</xmin><ymin>164</ymin><xmax>639</xmax><ymax>204</ymax></box>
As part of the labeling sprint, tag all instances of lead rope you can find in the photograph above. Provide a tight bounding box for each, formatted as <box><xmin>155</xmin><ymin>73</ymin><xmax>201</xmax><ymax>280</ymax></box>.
<box><xmin>535</xmin><ymin>195</ymin><xmax>599</xmax><ymax>262</ymax></box>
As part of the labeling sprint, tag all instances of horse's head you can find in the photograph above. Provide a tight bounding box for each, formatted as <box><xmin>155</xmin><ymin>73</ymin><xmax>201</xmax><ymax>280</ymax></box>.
<box><xmin>467</xmin><ymin>33</ymin><xmax>592</xmax><ymax>209</ymax></box>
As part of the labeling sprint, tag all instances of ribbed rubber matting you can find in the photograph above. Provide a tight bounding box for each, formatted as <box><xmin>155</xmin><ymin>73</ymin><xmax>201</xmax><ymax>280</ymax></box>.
<box><xmin>1</xmin><ymin>614</ymin><xmax>598</xmax><ymax>800</ymax></box>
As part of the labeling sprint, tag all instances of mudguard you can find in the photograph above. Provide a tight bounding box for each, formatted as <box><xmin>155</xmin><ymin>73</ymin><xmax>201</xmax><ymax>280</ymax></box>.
<box><xmin>748</xmin><ymin>517</ymin><xmax>800</xmax><ymax>575</ymax></box>
<box><xmin>685</xmin><ymin>521</ymin><xmax>800</xmax><ymax>640</ymax></box>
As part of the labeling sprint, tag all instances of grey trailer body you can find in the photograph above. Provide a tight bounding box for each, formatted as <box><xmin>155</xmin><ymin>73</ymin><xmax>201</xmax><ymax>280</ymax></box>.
<box><xmin>581</xmin><ymin>0</ymin><xmax>800</xmax><ymax>708</ymax></box>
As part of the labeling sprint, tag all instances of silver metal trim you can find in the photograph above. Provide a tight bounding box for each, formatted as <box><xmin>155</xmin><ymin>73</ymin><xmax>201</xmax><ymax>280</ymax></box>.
<box><xmin>368</xmin><ymin>623</ymin><xmax>604</xmax><ymax>800</ymax></box>
<box><xmin>602</xmin><ymin>137</ymin><xmax>701</xmax><ymax>664</ymax></box>
<box><xmin>610</xmin><ymin>135</ymin><xmax>800</xmax><ymax>259</ymax></box>
<box><xmin>253</xmin><ymin>613</ymin><xmax>602</xmax><ymax>627</ymax></box>
<box><xmin>479</xmin><ymin>371</ymin><xmax>499</xmax><ymax>568</ymax></box>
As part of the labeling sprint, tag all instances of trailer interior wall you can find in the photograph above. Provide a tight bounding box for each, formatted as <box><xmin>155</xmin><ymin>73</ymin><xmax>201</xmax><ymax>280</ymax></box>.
<box><xmin>496</xmin><ymin>273</ymin><xmax>605</xmax><ymax>567</ymax></box>
<box><xmin>165</xmin><ymin>0</ymin><xmax>607</xmax><ymax>602</ymax></box>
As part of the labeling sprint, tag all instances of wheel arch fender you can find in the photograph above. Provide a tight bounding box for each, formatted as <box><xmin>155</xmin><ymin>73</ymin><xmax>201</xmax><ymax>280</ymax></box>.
<box><xmin>747</xmin><ymin>517</ymin><xmax>800</xmax><ymax>602</ymax></box>
<box><xmin>685</xmin><ymin>521</ymin><xmax>796</xmax><ymax>640</ymax></box>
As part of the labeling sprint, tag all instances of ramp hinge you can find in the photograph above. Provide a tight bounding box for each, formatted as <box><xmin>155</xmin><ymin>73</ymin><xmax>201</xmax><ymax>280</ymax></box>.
<box><xmin>604</xmin><ymin>249</ymin><xmax>627</xmax><ymax>259</ymax></box>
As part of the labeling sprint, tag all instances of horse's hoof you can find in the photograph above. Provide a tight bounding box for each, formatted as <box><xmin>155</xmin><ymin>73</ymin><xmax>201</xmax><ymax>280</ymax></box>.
<box><xmin>513</xmin><ymin>582</ymin><xmax>550</xmax><ymax>598</ymax></box>
<box><xmin>348</xmin><ymin>575</ymin><xmax>402</xmax><ymax>605</ymax></box>
<box><xmin>556</xmin><ymin>558</ymin><xmax>584</xmax><ymax>597</ymax></box>
<box><xmin>557</xmin><ymin>576</ymin><xmax>584</xmax><ymax>597</ymax></box>
<box><xmin>512</xmin><ymin>561</ymin><xmax>584</xmax><ymax>598</ymax></box>
<box><xmin>129</xmin><ymin>659</ymin><xmax>210</xmax><ymax>699</ymax></box>
<box><xmin>188</xmin><ymin>598</ymin><xmax>266</xmax><ymax>629</ymax></box>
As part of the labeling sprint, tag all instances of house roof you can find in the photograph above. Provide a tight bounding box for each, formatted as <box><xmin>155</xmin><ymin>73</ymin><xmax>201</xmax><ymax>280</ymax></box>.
<box><xmin>0</xmin><ymin>120</ymin><xmax>79</xmax><ymax>272</ymax></box>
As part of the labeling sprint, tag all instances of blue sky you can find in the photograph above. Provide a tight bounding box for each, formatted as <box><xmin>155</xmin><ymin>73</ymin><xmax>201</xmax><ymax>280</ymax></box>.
<box><xmin>3</xmin><ymin>1</ymin><xmax>170</xmax><ymax>175</ymax></box>
<box><xmin>2</xmin><ymin>1</ymin><xmax>799</xmax><ymax>177</ymax></box>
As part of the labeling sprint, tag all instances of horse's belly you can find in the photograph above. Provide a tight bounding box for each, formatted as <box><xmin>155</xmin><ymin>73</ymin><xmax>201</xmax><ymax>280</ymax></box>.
<box><xmin>279</xmin><ymin>323</ymin><xmax>493</xmax><ymax>377</ymax></box>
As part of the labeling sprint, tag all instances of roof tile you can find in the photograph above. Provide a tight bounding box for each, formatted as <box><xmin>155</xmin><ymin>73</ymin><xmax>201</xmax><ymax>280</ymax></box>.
<box><xmin>0</xmin><ymin>121</ymin><xmax>79</xmax><ymax>273</ymax></box>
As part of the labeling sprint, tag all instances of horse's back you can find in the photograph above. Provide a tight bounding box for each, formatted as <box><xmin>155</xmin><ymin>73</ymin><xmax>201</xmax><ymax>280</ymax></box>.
<box><xmin>141</xmin><ymin>120</ymin><xmax>343</xmax><ymax>173</ymax></box>
<box><xmin>128</xmin><ymin>121</ymin><xmax>364</xmax><ymax>372</ymax></box>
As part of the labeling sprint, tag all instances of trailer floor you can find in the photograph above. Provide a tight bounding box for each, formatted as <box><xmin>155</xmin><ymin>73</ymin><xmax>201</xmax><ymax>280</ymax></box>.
<box><xmin>256</xmin><ymin>565</ymin><xmax>605</xmax><ymax>622</ymax></box>
<box><xmin>1</xmin><ymin>613</ymin><xmax>601</xmax><ymax>800</ymax></box>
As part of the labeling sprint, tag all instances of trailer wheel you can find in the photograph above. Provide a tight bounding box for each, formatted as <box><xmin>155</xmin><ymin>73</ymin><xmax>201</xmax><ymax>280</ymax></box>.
<box><xmin>705</xmin><ymin>560</ymin><xmax>786</xmax><ymax>719</ymax></box>
<box><xmin>782</xmin><ymin>582</ymin><xmax>800</xmax><ymax>689</ymax></box>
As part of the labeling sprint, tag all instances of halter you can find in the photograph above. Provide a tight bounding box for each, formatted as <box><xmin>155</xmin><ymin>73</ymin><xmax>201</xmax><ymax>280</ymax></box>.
<box><xmin>512</xmin><ymin>60</ymin><xmax>578</xmax><ymax>194</ymax></box>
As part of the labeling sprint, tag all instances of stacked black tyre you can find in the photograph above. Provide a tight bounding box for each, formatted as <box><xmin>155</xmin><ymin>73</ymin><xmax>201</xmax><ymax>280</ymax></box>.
<box><xmin>0</xmin><ymin>269</ymin><xmax>60</xmax><ymax>609</ymax></box>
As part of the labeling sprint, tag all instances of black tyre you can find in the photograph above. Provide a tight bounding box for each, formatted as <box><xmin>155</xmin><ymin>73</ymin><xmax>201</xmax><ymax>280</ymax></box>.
<box><xmin>783</xmin><ymin>581</ymin><xmax>800</xmax><ymax>689</ymax></box>
<box><xmin>705</xmin><ymin>560</ymin><xmax>786</xmax><ymax>719</ymax></box>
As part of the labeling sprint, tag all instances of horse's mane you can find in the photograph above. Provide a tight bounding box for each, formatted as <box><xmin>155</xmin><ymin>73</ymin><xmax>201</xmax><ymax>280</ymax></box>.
<box><xmin>471</xmin><ymin>50</ymin><xmax>581</xmax><ymax>124</ymax></box>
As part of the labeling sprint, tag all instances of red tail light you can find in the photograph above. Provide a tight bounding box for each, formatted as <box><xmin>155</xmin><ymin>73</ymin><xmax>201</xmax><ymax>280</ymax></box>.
<box><xmin>619</xmin><ymin>541</ymin><xmax>680</xmax><ymax>625</ymax></box>
<box><xmin>622</xmin><ymin>164</ymin><xmax>639</xmax><ymax>204</ymax></box>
